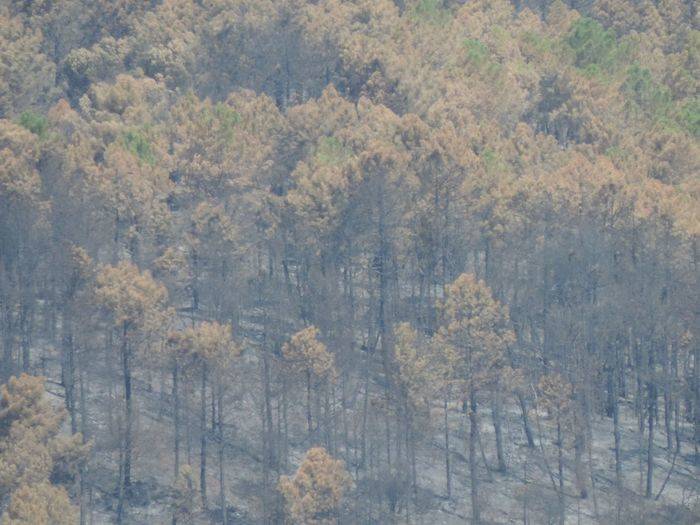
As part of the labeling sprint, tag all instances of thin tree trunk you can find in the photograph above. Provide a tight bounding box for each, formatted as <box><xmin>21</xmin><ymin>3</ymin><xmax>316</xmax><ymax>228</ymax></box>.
<box><xmin>469</xmin><ymin>388</ymin><xmax>480</xmax><ymax>524</ymax></box>
<box><xmin>1</xmin><ymin>301</ymin><xmax>14</xmax><ymax>381</ymax></box>
<box><xmin>261</xmin><ymin>346</ymin><xmax>276</xmax><ymax>521</ymax></box>
<box><xmin>117</xmin><ymin>324</ymin><xmax>130</xmax><ymax>524</ymax></box>
<box><xmin>646</xmin><ymin>343</ymin><xmax>656</xmax><ymax>499</ymax></box>
<box><xmin>556</xmin><ymin>416</ymin><xmax>565</xmax><ymax>525</ymax></box>
<box><xmin>122</xmin><ymin>322</ymin><xmax>132</xmax><ymax>490</ymax></box>
<box><xmin>324</xmin><ymin>386</ymin><xmax>332</xmax><ymax>451</ymax></box>
<box><xmin>360</xmin><ymin>352</ymin><xmax>370</xmax><ymax>472</ymax></box>
<box><xmin>613</xmin><ymin>376</ymin><xmax>622</xmax><ymax>488</ymax></box>
<box><xmin>79</xmin><ymin>364</ymin><xmax>88</xmax><ymax>525</ymax></box>
<box><xmin>20</xmin><ymin>300</ymin><xmax>31</xmax><ymax>372</ymax></box>
<box><xmin>517</xmin><ymin>392</ymin><xmax>536</xmax><ymax>448</ymax></box>
<box><xmin>63</xmin><ymin>306</ymin><xmax>78</xmax><ymax>434</ymax></box>
<box><xmin>282</xmin><ymin>374</ymin><xmax>289</xmax><ymax>469</ymax></box>
<box><xmin>117</xmin><ymin>454</ymin><xmax>125</xmax><ymax>524</ymax></box>
<box><xmin>341</xmin><ymin>374</ymin><xmax>349</xmax><ymax>466</ymax></box>
<box><xmin>574</xmin><ymin>426</ymin><xmax>587</xmax><ymax>498</ymax></box>
<box><xmin>306</xmin><ymin>369</ymin><xmax>313</xmax><ymax>437</ymax></box>
<box><xmin>663</xmin><ymin>345</ymin><xmax>673</xmax><ymax>452</ymax></box>
<box><xmin>200</xmin><ymin>363</ymin><xmax>208</xmax><ymax>509</ymax></box>
<box><xmin>492</xmin><ymin>394</ymin><xmax>506</xmax><ymax>472</ymax></box>
<box><xmin>173</xmin><ymin>361</ymin><xmax>180</xmax><ymax>479</ymax></box>
<box><xmin>646</xmin><ymin>393</ymin><xmax>655</xmax><ymax>498</ymax></box>
<box><xmin>693</xmin><ymin>336</ymin><xmax>699</xmax><ymax>460</ymax></box>
<box><xmin>218</xmin><ymin>383</ymin><xmax>227</xmax><ymax>525</ymax></box>
<box><xmin>409</xmin><ymin>415</ymin><xmax>417</xmax><ymax>499</ymax></box>
<box><xmin>444</xmin><ymin>394</ymin><xmax>451</xmax><ymax>498</ymax></box>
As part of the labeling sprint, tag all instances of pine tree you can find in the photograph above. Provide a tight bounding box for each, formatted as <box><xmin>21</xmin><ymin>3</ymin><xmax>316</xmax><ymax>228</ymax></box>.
<box><xmin>282</xmin><ymin>326</ymin><xmax>336</xmax><ymax>439</ymax></box>
<box><xmin>93</xmin><ymin>262</ymin><xmax>169</xmax><ymax>521</ymax></box>
<box><xmin>0</xmin><ymin>374</ymin><xmax>88</xmax><ymax>525</ymax></box>
<box><xmin>278</xmin><ymin>447</ymin><xmax>353</xmax><ymax>525</ymax></box>
<box><xmin>435</xmin><ymin>273</ymin><xmax>515</xmax><ymax>523</ymax></box>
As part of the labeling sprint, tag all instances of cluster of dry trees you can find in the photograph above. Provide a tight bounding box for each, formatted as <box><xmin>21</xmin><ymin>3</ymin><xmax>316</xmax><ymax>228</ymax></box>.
<box><xmin>0</xmin><ymin>0</ymin><xmax>698</xmax><ymax>523</ymax></box>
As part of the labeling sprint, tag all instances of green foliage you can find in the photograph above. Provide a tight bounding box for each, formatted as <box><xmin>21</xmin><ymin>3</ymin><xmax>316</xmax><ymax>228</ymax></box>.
<box><xmin>566</xmin><ymin>17</ymin><xmax>622</xmax><ymax>72</ymax></box>
<box><xmin>463</xmin><ymin>39</ymin><xmax>501</xmax><ymax>77</ymax></box>
<box><xmin>623</xmin><ymin>66</ymin><xmax>698</xmax><ymax>136</ymax></box>
<box><xmin>18</xmin><ymin>111</ymin><xmax>48</xmax><ymax>139</ymax></box>
<box><xmin>678</xmin><ymin>98</ymin><xmax>700</xmax><ymax>137</ymax></box>
<box><xmin>205</xmin><ymin>102</ymin><xmax>241</xmax><ymax>143</ymax></box>
<box><xmin>122</xmin><ymin>130</ymin><xmax>155</xmax><ymax>165</ymax></box>
<box><xmin>522</xmin><ymin>31</ymin><xmax>554</xmax><ymax>54</ymax></box>
<box><xmin>482</xmin><ymin>148</ymin><xmax>506</xmax><ymax>175</ymax></box>
<box><xmin>410</xmin><ymin>0</ymin><xmax>450</xmax><ymax>25</ymax></box>
<box><xmin>464</xmin><ymin>39</ymin><xmax>489</xmax><ymax>67</ymax></box>
<box><xmin>315</xmin><ymin>136</ymin><xmax>348</xmax><ymax>165</ymax></box>
<box><xmin>605</xmin><ymin>145</ymin><xmax>628</xmax><ymax>162</ymax></box>
<box><xmin>623</xmin><ymin>65</ymin><xmax>672</xmax><ymax>119</ymax></box>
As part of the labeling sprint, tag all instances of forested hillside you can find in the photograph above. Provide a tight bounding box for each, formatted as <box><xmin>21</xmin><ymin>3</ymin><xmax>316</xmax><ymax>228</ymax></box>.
<box><xmin>0</xmin><ymin>0</ymin><xmax>698</xmax><ymax>523</ymax></box>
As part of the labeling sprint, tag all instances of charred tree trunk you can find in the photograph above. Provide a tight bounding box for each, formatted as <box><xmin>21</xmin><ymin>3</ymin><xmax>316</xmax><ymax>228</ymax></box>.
<box><xmin>646</xmin><ymin>344</ymin><xmax>656</xmax><ymax>498</ymax></box>
<box><xmin>122</xmin><ymin>323</ymin><xmax>133</xmax><ymax>489</ymax></box>
<box><xmin>217</xmin><ymin>383</ymin><xmax>227</xmax><ymax>525</ymax></box>
<box><xmin>517</xmin><ymin>392</ymin><xmax>535</xmax><ymax>448</ymax></box>
<box><xmin>444</xmin><ymin>394</ymin><xmax>451</xmax><ymax>499</ymax></box>
<box><xmin>306</xmin><ymin>368</ymin><xmax>313</xmax><ymax>437</ymax></box>
<box><xmin>117</xmin><ymin>321</ymin><xmax>133</xmax><ymax>524</ymax></box>
<box><xmin>492</xmin><ymin>394</ymin><xmax>506</xmax><ymax>472</ymax></box>
<box><xmin>200</xmin><ymin>363</ymin><xmax>208</xmax><ymax>509</ymax></box>
<box><xmin>469</xmin><ymin>388</ymin><xmax>480</xmax><ymax>524</ymax></box>
<box><xmin>173</xmin><ymin>361</ymin><xmax>180</xmax><ymax>479</ymax></box>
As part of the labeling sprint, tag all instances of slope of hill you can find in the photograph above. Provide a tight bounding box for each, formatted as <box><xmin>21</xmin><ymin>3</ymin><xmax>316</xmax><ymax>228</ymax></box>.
<box><xmin>0</xmin><ymin>0</ymin><xmax>698</xmax><ymax>523</ymax></box>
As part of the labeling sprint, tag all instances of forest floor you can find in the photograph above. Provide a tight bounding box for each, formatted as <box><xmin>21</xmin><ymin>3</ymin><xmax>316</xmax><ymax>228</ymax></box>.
<box><xmin>39</xmin><ymin>343</ymin><xmax>700</xmax><ymax>525</ymax></box>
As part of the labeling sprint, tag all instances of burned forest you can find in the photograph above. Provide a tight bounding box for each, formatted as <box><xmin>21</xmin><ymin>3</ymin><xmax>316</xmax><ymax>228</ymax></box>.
<box><xmin>0</xmin><ymin>0</ymin><xmax>698</xmax><ymax>523</ymax></box>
